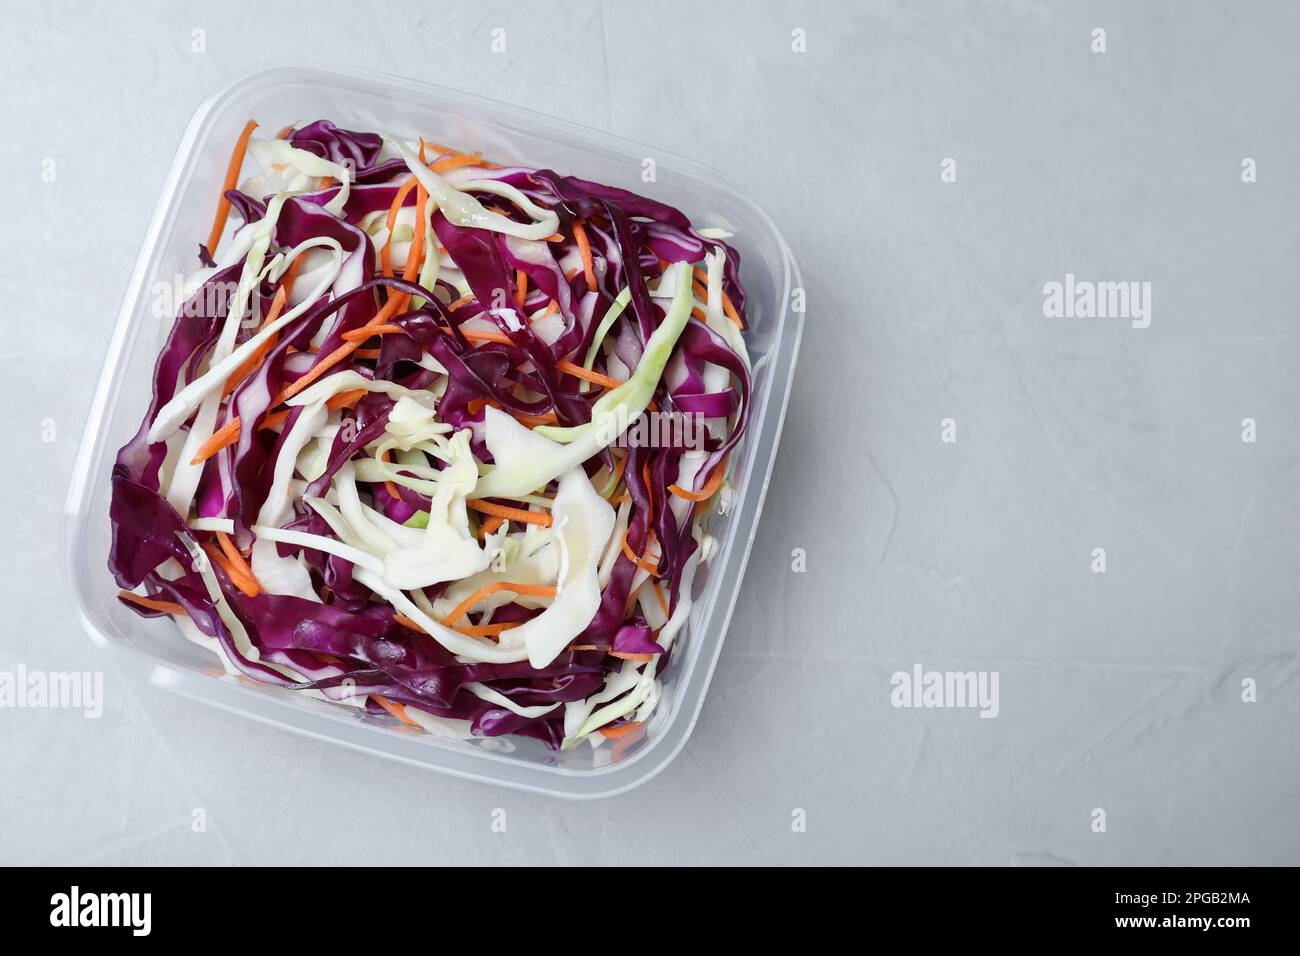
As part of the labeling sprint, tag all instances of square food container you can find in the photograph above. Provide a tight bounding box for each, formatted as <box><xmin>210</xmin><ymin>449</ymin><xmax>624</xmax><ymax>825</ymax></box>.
<box><xmin>62</xmin><ymin>63</ymin><xmax>803</xmax><ymax>798</ymax></box>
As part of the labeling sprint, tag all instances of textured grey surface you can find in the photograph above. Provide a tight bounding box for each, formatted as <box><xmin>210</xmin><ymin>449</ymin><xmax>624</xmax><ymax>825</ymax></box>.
<box><xmin>3</xmin><ymin>0</ymin><xmax>1299</xmax><ymax>865</ymax></box>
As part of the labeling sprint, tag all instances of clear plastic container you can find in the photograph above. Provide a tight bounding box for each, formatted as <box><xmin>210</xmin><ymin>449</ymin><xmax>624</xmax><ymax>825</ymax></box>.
<box><xmin>62</xmin><ymin>63</ymin><xmax>803</xmax><ymax>798</ymax></box>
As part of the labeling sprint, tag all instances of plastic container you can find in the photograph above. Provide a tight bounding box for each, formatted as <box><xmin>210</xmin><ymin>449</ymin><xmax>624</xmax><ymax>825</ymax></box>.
<box><xmin>62</xmin><ymin>63</ymin><xmax>803</xmax><ymax>798</ymax></box>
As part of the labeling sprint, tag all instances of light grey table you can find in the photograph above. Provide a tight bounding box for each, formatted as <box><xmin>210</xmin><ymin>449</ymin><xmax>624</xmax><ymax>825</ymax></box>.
<box><xmin>3</xmin><ymin>0</ymin><xmax>1297</xmax><ymax>865</ymax></box>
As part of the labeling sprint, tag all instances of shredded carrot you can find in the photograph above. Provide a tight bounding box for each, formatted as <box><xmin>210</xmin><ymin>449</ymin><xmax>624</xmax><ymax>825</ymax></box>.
<box><xmin>467</xmin><ymin>499</ymin><xmax>553</xmax><ymax>527</ymax></box>
<box><xmin>721</xmin><ymin>292</ymin><xmax>743</xmax><ymax>328</ymax></box>
<box><xmin>623</xmin><ymin>579</ymin><xmax>648</xmax><ymax>618</ymax></box>
<box><xmin>609</xmin><ymin>652</ymin><xmax>655</xmax><ymax>662</ymax></box>
<box><xmin>342</xmin><ymin>323</ymin><xmax>403</xmax><ymax>342</ymax></box>
<box><xmin>379</xmin><ymin>448</ymin><xmax>401</xmax><ymax>502</ymax></box>
<box><xmin>373</xmin><ymin>695</ymin><xmax>419</xmax><ymax>728</ymax></box>
<box><xmin>642</xmin><ymin>460</ymin><xmax>655</xmax><ymax>524</ymax></box>
<box><xmin>259</xmin><ymin>410</ymin><xmax>289</xmax><ymax>431</ymax></box>
<box><xmin>191</xmin><ymin>418</ymin><xmax>241</xmax><ymax>465</ymax></box>
<box><xmin>117</xmin><ymin>590</ymin><xmax>185</xmax><ymax>615</ymax></box>
<box><xmin>460</xmin><ymin>327</ymin><xmax>513</xmax><ymax>345</ymax></box>
<box><xmin>399</xmin><ymin>601</ymin><xmax>524</xmax><ymax>638</ymax></box>
<box><xmin>279</xmin><ymin>185</ymin><xmax>427</xmax><ymax>403</ymax></box>
<box><xmin>621</xmin><ymin>529</ymin><xmax>660</xmax><ymax>576</ymax></box>
<box><xmin>420</xmin><ymin>140</ymin><xmax>459</xmax><ymax>159</ymax></box>
<box><xmin>326</xmin><ymin>388</ymin><xmax>368</xmax><ymax>411</ymax></box>
<box><xmin>215</xmin><ymin>532</ymin><xmax>262</xmax><ymax>596</ymax></box>
<box><xmin>477</xmin><ymin>515</ymin><xmax>506</xmax><ymax>538</ymax></box>
<box><xmin>278</xmin><ymin>254</ymin><xmax>305</xmax><ymax>300</ymax></box>
<box><xmin>544</xmin><ymin>233</ymin><xmax>565</xmax><ymax>243</ymax></box>
<box><xmin>515</xmin><ymin>268</ymin><xmax>528</xmax><ymax>310</ymax></box>
<box><xmin>653</xmin><ymin>583</ymin><xmax>670</xmax><ymax>618</ymax></box>
<box><xmin>600</xmin><ymin>720</ymin><xmax>644</xmax><ymax>739</ymax></box>
<box><xmin>605</xmin><ymin>451</ymin><xmax>629</xmax><ymax>498</ymax></box>
<box><xmin>198</xmin><ymin>385</ymin><xmax>368</xmax><ymax>461</ymax></box>
<box><xmin>452</xmin><ymin>621</ymin><xmax>521</xmax><ymax>638</ymax></box>
<box><xmin>556</xmin><ymin>359</ymin><xmax>622</xmax><ymax>390</ymax></box>
<box><xmin>206</xmin><ymin>119</ymin><xmax>259</xmax><ymax>256</ymax></box>
<box><xmin>609</xmin><ymin>493</ymin><xmax>630</xmax><ymax>505</ymax></box>
<box><xmin>448</xmin><ymin>294</ymin><xmax>476</xmax><ymax>312</ymax></box>
<box><xmin>514</xmin><ymin>410</ymin><xmax>559</xmax><ymax>427</ymax></box>
<box><xmin>543</xmin><ymin>300</ymin><xmax>560</xmax><ymax>317</ymax></box>
<box><xmin>572</xmin><ymin>220</ymin><xmax>597</xmax><ymax>292</ymax></box>
<box><xmin>274</xmin><ymin>124</ymin><xmax>295</xmax><ymax>140</ymax></box>
<box><xmin>203</xmin><ymin>541</ymin><xmax>260</xmax><ymax>597</ymax></box>
<box><xmin>443</xmin><ymin>581</ymin><xmax>557</xmax><ymax>627</ymax></box>
<box><xmin>380</xmin><ymin>176</ymin><xmax>419</xmax><ymax>277</ymax></box>
<box><xmin>222</xmin><ymin>285</ymin><xmax>288</xmax><ymax>397</ymax></box>
<box><xmin>430</xmin><ymin>151</ymin><xmax>483</xmax><ymax>174</ymax></box>
<box><xmin>669</xmin><ymin>456</ymin><xmax>728</xmax><ymax>501</ymax></box>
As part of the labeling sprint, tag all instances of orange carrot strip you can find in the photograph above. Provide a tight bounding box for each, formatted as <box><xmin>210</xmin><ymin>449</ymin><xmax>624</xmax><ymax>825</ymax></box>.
<box><xmin>206</xmin><ymin>120</ymin><xmax>259</xmax><ymax>256</ymax></box>
<box><xmin>380</xmin><ymin>176</ymin><xmax>419</xmax><ymax>277</ymax></box>
<box><xmin>202</xmin><ymin>382</ymin><xmax>369</xmax><ymax>457</ymax></box>
<box><xmin>373</xmin><ymin>695</ymin><xmax>419</xmax><ymax>728</ymax></box>
<box><xmin>642</xmin><ymin>461</ymin><xmax>655</xmax><ymax>524</ymax></box>
<box><xmin>692</xmin><ymin>265</ymin><xmax>743</xmax><ymax>325</ymax></box>
<box><xmin>669</xmin><ymin>457</ymin><xmax>728</xmax><ymax>501</ymax></box>
<box><xmin>443</xmin><ymin>582</ymin><xmax>557</xmax><ymax>627</ymax></box>
<box><xmin>452</xmin><ymin>621</ymin><xmax>521</xmax><ymax>638</ymax></box>
<box><xmin>609</xmin><ymin>652</ymin><xmax>655</xmax><ymax>662</ymax></box>
<box><xmin>605</xmin><ymin>452</ymin><xmax>629</xmax><ymax>498</ymax></box>
<box><xmin>653</xmin><ymin>583</ymin><xmax>670</xmax><ymax>618</ymax></box>
<box><xmin>513</xmin><ymin>410</ymin><xmax>559</xmax><ymax>427</ymax></box>
<box><xmin>392</xmin><ymin>611</ymin><xmax>519</xmax><ymax>640</ymax></box>
<box><xmin>430</xmin><ymin>151</ymin><xmax>483</xmax><ymax>174</ymax></box>
<box><xmin>621</xmin><ymin>529</ymin><xmax>660</xmax><ymax>576</ymax></box>
<box><xmin>342</xmin><ymin>323</ymin><xmax>404</xmax><ymax>342</ymax></box>
<box><xmin>117</xmin><ymin>590</ymin><xmax>186</xmax><ymax>615</ymax></box>
<box><xmin>203</xmin><ymin>541</ymin><xmax>260</xmax><ymax>597</ymax></box>
<box><xmin>572</xmin><ymin>220</ymin><xmax>597</xmax><ymax>292</ymax></box>
<box><xmin>274</xmin><ymin>124</ymin><xmax>295</xmax><ymax>140</ymax></box>
<box><xmin>216</xmin><ymin>532</ymin><xmax>262</xmax><ymax>596</ymax></box>
<box><xmin>466</xmin><ymin>499</ymin><xmax>553</xmax><ymax>527</ymax></box>
<box><xmin>477</xmin><ymin>515</ymin><xmax>506</xmax><ymax>538</ymax></box>
<box><xmin>600</xmin><ymin>720</ymin><xmax>644</xmax><ymax>739</ymax></box>
<box><xmin>191</xmin><ymin>418</ymin><xmax>241</xmax><ymax>465</ymax></box>
<box><xmin>460</xmin><ymin>327</ymin><xmax>513</xmax><ymax>345</ymax></box>
<box><xmin>515</xmin><ymin>268</ymin><xmax>528</xmax><ymax>310</ymax></box>
<box><xmin>279</xmin><ymin>186</ymin><xmax>427</xmax><ymax>403</ymax></box>
<box><xmin>222</xmin><ymin>285</ymin><xmax>288</xmax><ymax>398</ymax></box>
<box><xmin>279</xmin><ymin>255</ymin><xmax>305</xmax><ymax>300</ymax></box>
<box><xmin>556</xmin><ymin>359</ymin><xmax>622</xmax><ymax>390</ymax></box>
<box><xmin>326</xmin><ymin>388</ymin><xmax>369</xmax><ymax>411</ymax></box>
<box><xmin>379</xmin><ymin>448</ymin><xmax>401</xmax><ymax>502</ymax></box>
